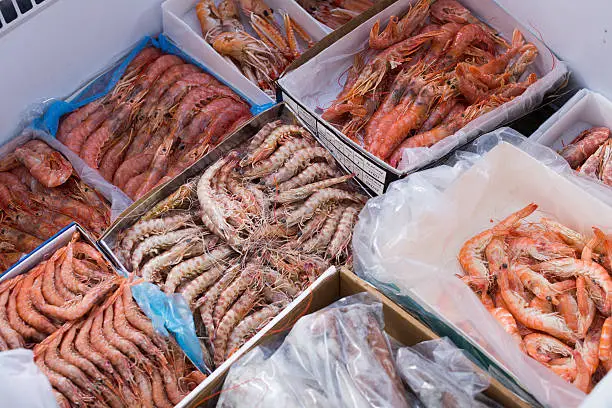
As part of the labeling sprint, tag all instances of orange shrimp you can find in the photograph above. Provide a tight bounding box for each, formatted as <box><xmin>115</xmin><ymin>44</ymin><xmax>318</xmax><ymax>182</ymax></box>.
<box><xmin>524</xmin><ymin>333</ymin><xmax>573</xmax><ymax>364</ymax></box>
<box><xmin>388</xmin><ymin>103</ymin><xmax>466</xmax><ymax>166</ymax></box>
<box><xmin>499</xmin><ymin>267</ymin><xmax>578</xmax><ymax>343</ymax></box>
<box><xmin>556</xmin><ymin>292</ymin><xmax>580</xmax><ymax>334</ymax></box>
<box><xmin>446</xmin><ymin>24</ymin><xmax>496</xmax><ymax>59</ymax></box>
<box><xmin>491</xmin><ymin>307</ymin><xmax>525</xmax><ymax>352</ymax></box>
<box><xmin>530</xmin><ymin>297</ymin><xmax>553</xmax><ymax>314</ymax></box>
<box><xmin>514</xmin><ymin>264</ymin><xmax>562</xmax><ymax>305</ymax></box>
<box><xmin>572</xmin><ymin>350</ymin><xmax>591</xmax><ymax>392</ymax></box>
<box><xmin>369</xmin><ymin>80</ymin><xmax>440</xmax><ymax>160</ymax></box>
<box><xmin>369</xmin><ymin>0</ymin><xmax>430</xmax><ymax>50</ymax></box>
<box><xmin>598</xmin><ymin>316</ymin><xmax>612</xmax><ymax>371</ymax></box>
<box><xmin>458</xmin><ymin>203</ymin><xmax>537</xmax><ymax>285</ymax></box>
<box><xmin>577</xmin><ymin>276</ymin><xmax>596</xmax><ymax>338</ymax></box>
<box><xmin>535</xmin><ymin>232</ymin><xmax>612</xmax><ymax>315</ymax></box>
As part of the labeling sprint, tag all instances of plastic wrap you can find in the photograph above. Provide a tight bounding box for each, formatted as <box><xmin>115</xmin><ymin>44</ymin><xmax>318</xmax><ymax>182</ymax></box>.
<box><xmin>0</xmin><ymin>349</ymin><xmax>57</xmax><ymax>408</ymax></box>
<box><xmin>352</xmin><ymin>127</ymin><xmax>612</xmax><ymax>407</ymax></box>
<box><xmin>278</xmin><ymin>0</ymin><xmax>568</xmax><ymax>174</ymax></box>
<box><xmin>397</xmin><ymin>338</ymin><xmax>492</xmax><ymax>408</ymax></box>
<box><xmin>217</xmin><ymin>293</ymin><xmax>411</xmax><ymax>408</ymax></box>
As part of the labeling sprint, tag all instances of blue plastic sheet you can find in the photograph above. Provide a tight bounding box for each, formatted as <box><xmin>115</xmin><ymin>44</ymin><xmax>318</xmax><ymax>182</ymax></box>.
<box><xmin>33</xmin><ymin>34</ymin><xmax>273</xmax><ymax>136</ymax></box>
<box><xmin>132</xmin><ymin>282</ymin><xmax>210</xmax><ymax>374</ymax></box>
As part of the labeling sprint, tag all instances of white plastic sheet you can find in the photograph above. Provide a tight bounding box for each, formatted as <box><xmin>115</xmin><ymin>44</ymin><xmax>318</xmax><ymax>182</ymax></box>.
<box><xmin>278</xmin><ymin>0</ymin><xmax>568</xmax><ymax>173</ymax></box>
<box><xmin>0</xmin><ymin>349</ymin><xmax>57</xmax><ymax>408</ymax></box>
<box><xmin>353</xmin><ymin>127</ymin><xmax>612</xmax><ymax>407</ymax></box>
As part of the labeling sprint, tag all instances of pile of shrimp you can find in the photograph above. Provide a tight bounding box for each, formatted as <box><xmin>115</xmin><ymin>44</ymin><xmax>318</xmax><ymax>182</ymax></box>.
<box><xmin>323</xmin><ymin>0</ymin><xmax>540</xmax><ymax>168</ymax></box>
<box><xmin>558</xmin><ymin>127</ymin><xmax>612</xmax><ymax>187</ymax></box>
<box><xmin>458</xmin><ymin>203</ymin><xmax>612</xmax><ymax>393</ymax></box>
<box><xmin>56</xmin><ymin>47</ymin><xmax>252</xmax><ymax>200</ymax></box>
<box><xmin>196</xmin><ymin>0</ymin><xmax>314</xmax><ymax>96</ymax></box>
<box><xmin>36</xmin><ymin>283</ymin><xmax>206</xmax><ymax>408</ymax></box>
<box><xmin>297</xmin><ymin>0</ymin><xmax>375</xmax><ymax>29</ymax></box>
<box><xmin>115</xmin><ymin>121</ymin><xmax>367</xmax><ymax>368</ymax></box>
<box><xmin>0</xmin><ymin>140</ymin><xmax>110</xmax><ymax>270</ymax></box>
<box><xmin>0</xmin><ymin>232</ymin><xmax>119</xmax><ymax>351</ymax></box>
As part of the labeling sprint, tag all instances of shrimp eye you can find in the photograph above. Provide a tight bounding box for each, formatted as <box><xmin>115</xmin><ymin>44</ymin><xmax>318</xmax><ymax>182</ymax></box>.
<box><xmin>501</xmin><ymin>263</ymin><xmax>508</xmax><ymax>269</ymax></box>
<box><xmin>546</xmin><ymin>296</ymin><xmax>552</xmax><ymax>301</ymax></box>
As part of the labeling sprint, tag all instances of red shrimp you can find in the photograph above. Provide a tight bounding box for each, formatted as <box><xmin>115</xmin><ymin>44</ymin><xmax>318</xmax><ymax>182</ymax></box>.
<box><xmin>14</xmin><ymin>140</ymin><xmax>73</xmax><ymax>188</ymax></box>
<box><xmin>16</xmin><ymin>267</ymin><xmax>57</xmax><ymax>334</ymax></box>
<box><xmin>0</xmin><ymin>289</ymin><xmax>24</xmax><ymax>349</ymax></box>
<box><xmin>559</xmin><ymin>127</ymin><xmax>610</xmax><ymax>169</ymax></box>
<box><xmin>113</xmin><ymin>131</ymin><xmax>164</xmax><ymax>188</ymax></box>
<box><xmin>98</xmin><ymin>133</ymin><xmax>133</xmax><ymax>182</ymax></box>
<box><xmin>80</xmin><ymin>103</ymin><xmax>132</xmax><ymax>168</ymax></box>
<box><xmin>57</xmin><ymin>100</ymin><xmax>104</xmax><ymax>142</ymax></box>
<box><xmin>369</xmin><ymin>0</ymin><xmax>430</xmax><ymax>49</ymax></box>
<box><xmin>63</xmin><ymin>103</ymin><xmax>113</xmax><ymax>154</ymax></box>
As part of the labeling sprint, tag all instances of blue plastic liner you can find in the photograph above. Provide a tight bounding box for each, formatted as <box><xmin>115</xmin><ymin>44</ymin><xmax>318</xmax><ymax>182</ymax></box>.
<box><xmin>132</xmin><ymin>282</ymin><xmax>210</xmax><ymax>374</ymax></box>
<box><xmin>33</xmin><ymin>34</ymin><xmax>273</xmax><ymax>136</ymax></box>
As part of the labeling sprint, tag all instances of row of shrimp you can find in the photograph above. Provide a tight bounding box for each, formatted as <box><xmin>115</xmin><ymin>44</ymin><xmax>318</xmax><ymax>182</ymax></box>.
<box><xmin>35</xmin><ymin>283</ymin><xmax>206</xmax><ymax>408</ymax></box>
<box><xmin>0</xmin><ymin>232</ymin><xmax>118</xmax><ymax>350</ymax></box>
<box><xmin>297</xmin><ymin>0</ymin><xmax>375</xmax><ymax>29</ymax></box>
<box><xmin>196</xmin><ymin>0</ymin><xmax>314</xmax><ymax>96</ymax></box>
<box><xmin>558</xmin><ymin>126</ymin><xmax>612</xmax><ymax>187</ymax></box>
<box><xmin>322</xmin><ymin>0</ymin><xmax>540</xmax><ymax>169</ymax></box>
<box><xmin>114</xmin><ymin>120</ymin><xmax>367</xmax><ymax>368</ymax></box>
<box><xmin>0</xmin><ymin>139</ymin><xmax>110</xmax><ymax>271</ymax></box>
<box><xmin>56</xmin><ymin>46</ymin><xmax>252</xmax><ymax>200</ymax></box>
<box><xmin>458</xmin><ymin>203</ymin><xmax>612</xmax><ymax>393</ymax></box>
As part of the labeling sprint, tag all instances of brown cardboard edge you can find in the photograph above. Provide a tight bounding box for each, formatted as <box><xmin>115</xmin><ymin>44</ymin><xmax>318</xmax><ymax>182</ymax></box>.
<box><xmin>183</xmin><ymin>267</ymin><xmax>528</xmax><ymax>408</ymax></box>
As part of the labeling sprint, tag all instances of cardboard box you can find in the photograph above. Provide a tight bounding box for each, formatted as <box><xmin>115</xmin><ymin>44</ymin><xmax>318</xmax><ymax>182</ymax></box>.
<box><xmin>277</xmin><ymin>0</ymin><xmax>567</xmax><ymax>195</ymax></box>
<box><xmin>183</xmin><ymin>268</ymin><xmax>531</xmax><ymax>408</ymax></box>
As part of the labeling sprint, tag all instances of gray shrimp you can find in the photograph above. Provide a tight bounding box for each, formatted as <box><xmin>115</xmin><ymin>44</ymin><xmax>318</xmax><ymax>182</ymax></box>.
<box><xmin>285</xmin><ymin>188</ymin><xmax>362</xmax><ymax>226</ymax></box>
<box><xmin>274</xmin><ymin>174</ymin><xmax>354</xmax><ymax>204</ymax></box>
<box><xmin>130</xmin><ymin>227</ymin><xmax>205</xmax><ymax>271</ymax></box>
<box><xmin>277</xmin><ymin>163</ymin><xmax>340</xmax><ymax>192</ymax></box>
<box><xmin>264</xmin><ymin>147</ymin><xmax>335</xmax><ymax>187</ymax></box>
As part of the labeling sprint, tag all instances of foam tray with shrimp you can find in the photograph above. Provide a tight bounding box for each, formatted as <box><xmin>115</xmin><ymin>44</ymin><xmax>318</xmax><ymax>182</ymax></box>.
<box><xmin>0</xmin><ymin>223</ymin><xmax>208</xmax><ymax>407</ymax></box>
<box><xmin>37</xmin><ymin>35</ymin><xmax>259</xmax><ymax>203</ymax></box>
<box><xmin>278</xmin><ymin>0</ymin><xmax>567</xmax><ymax>184</ymax></box>
<box><xmin>99</xmin><ymin>103</ymin><xmax>370</xmax><ymax>373</ymax></box>
<box><xmin>0</xmin><ymin>135</ymin><xmax>111</xmax><ymax>273</ymax></box>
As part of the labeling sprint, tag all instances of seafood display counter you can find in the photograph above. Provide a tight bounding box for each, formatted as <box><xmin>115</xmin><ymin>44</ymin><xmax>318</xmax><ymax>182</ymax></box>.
<box><xmin>278</xmin><ymin>0</ymin><xmax>567</xmax><ymax>194</ymax></box>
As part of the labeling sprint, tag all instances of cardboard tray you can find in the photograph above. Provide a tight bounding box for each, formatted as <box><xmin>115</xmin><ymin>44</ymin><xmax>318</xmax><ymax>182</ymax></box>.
<box><xmin>277</xmin><ymin>0</ymin><xmax>567</xmax><ymax>195</ymax></box>
<box><xmin>161</xmin><ymin>0</ymin><xmax>329</xmax><ymax>105</ymax></box>
<box><xmin>184</xmin><ymin>268</ymin><xmax>530</xmax><ymax>408</ymax></box>
<box><xmin>99</xmin><ymin>102</ymin><xmax>371</xmax><ymax>267</ymax></box>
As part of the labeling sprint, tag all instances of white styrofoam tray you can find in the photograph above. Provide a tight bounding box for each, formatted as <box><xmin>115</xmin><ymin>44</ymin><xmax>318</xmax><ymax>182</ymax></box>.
<box><xmin>530</xmin><ymin>89</ymin><xmax>612</xmax><ymax>150</ymax></box>
<box><xmin>162</xmin><ymin>0</ymin><xmax>329</xmax><ymax>105</ymax></box>
<box><xmin>278</xmin><ymin>0</ymin><xmax>567</xmax><ymax>184</ymax></box>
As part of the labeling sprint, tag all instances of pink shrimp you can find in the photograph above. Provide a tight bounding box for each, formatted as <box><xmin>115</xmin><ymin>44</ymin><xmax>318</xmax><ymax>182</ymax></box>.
<box><xmin>369</xmin><ymin>0</ymin><xmax>430</xmax><ymax>49</ymax></box>
<box><xmin>560</xmin><ymin>127</ymin><xmax>611</xmax><ymax>169</ymax></box>
<box><xmin>491</xmin><ymin>307</ymin><xmax>525</xmax><ymax>352</ymax></box>
<box><xmin>14</xmin><ymin>140</ymin><xmax>73</xmax><ymax>188</ymax></box>
<box><xmin>499</xmin><ymin>267</ymin><xmax>578</xmax><ymax>343</ymax></box>
<box><xmin>458</xmin><ymin>203</ymin><xmax>537</xmax><ymax>286</ymax></box>
<box><xmin>599</xmin><ymin>316</ymin><xmax>612</xmax><ymax>371</ymax></box>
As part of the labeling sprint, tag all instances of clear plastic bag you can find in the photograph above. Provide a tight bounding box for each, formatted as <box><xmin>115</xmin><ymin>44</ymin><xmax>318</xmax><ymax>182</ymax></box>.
<box><xmin>217</xmin><ymin>293</ymin><xmax>411</xmax><ymax>408</ymax></box>
<box><xmin>397</xmin><ymin>338</ymin><xmax>493</xmax><ymax>408</ymax></box>
<box><xmin>352</xmin><ymin>127</ymin><xmax>612</xmax><ymax>407</ymax></box>
<box><xmin>0</xmin><ymin>349</ymin><xmax>57</xmax><ymax>408</ymax></box>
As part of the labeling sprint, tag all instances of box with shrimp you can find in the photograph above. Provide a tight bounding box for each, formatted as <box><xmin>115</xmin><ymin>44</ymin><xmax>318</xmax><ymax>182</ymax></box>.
<box><xmin>37</xmin><ymin>35</ymin><xmax>264</xmax><ymax>203</ymax></box>
<box><xmin>0</xmin><ymin>128</ymin><xmax>121</xmax><ymax>275</ymax></box>
<box><xmin>352</xmin><ymin>128</ymin><xmax>612</xmax><ymax>407</ymax></box>
<box><xmin>162</xmin><ymin>0</ymin><xmax>329</xmax><ymax>101</ymax></box>
<box><xmin>278</xmin><ymin>0</ymin><xmax>568</xmax><ymax>194</ymax></box>
<box><xmin>530</xmin><ymin>89</ymin><xmax>612</xmax><ymax>190</ymax></box>
<box><xmin>98</xmin><ymin>103</ymin><xmax>371</xmax><ymax>403</ymax></box>
<box><xmin>0</xmin><ymin>222</ymin><xmax>210</xmax><ymax>407</ymax></box>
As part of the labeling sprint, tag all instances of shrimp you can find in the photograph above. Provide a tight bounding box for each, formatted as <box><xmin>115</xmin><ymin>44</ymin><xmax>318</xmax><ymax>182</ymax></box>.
<box><xmin>13</xmin><ymin>140</ymin><xmax>73</xmax><ymax>188</ymax></box>
<box><xmin>369</xmin><ymin>0</ymin><xmax>429</xmax><ymax>50</ymax></box>
<box><xmin>277</xmin><ymin>163</ymin><xmax>339</xmax><ymax>192</ymax></box>
<box><xmin>499</xmin><ymin>267</ymin><xmax>578</xmax><ymax>343</ymax></box>
<box><xmin>327</xmin><ymin>206</ymin><xmax>360</xmax><ymax>260</ymax></box>
<box><xmin>179</xmin><ymin>266</ymin><xmax>225</xmax><ymax>306</ymax></box>
<box><xmin>196</xmin><ymin>0</ymin><xmax>222</xmax><ymax>39</ymax></box>
<box><xmin>130</xmin><ymin>227</ymin><xmax>204</xmax><ymax>271</ymax></box>
<box><xmin>164</xmin><ymin>245</ymin><xmax>234</xmax><ymax>294</ymax></box>
<box><xmin>524</xmin><ymin>333</ymin><xmax>576</xmax><ymax>381</ymax></box>
<box><xmin>250</xmin><ymin>13</ymin><xmax>291</xmax><ymax>59</ymax></box>
<box><xmin>244</xmin><ymin>125</ymin><xmax>311</xmax><ymax>166</ymax></box>
<box><xmin>243</xmin><ymin>137</ymin><xmax>313</xmax><ymax>179</ymax></box>
<box><xmin>599</xmin><ymin>316</ymin><xmax>612</xmax><ymax>371</ymax></box>
<box><xmin>491</xmin><ymin>307</ymin><xmax>524</xmax><ymax>352</ymax></box>
<box><xmin>285</xmin><ymin>188</ymin><xmax>364</xmax><ymax>226</ymax></box>
<box><xmin>225</xmin><ymin>303</ymin><xmax>282</xmax><ymax>358</ymax></box>
<box><xmin>514</xmin><ymin>264</ymin><xmax>561</xmax><ymax>305</ymax></box>
<box><xmin>263</xmin><ymin>147</ymin><xmax>335</xmax><ymax>187</ymax></box>
<box><xmin>245</xmin><ymin>120</ymin><xmax>283</xmax><ymax>154</ymax></box>
<box><xmin>534</xmin><ymin>235</ymin><xmax>612</xmax><ymax>315</ymax></box>
<box><xmin>560</xmin><ymin>127</ymin><xmax>611</xmax><ymax>169</ymax></box>
<box><xmin>577</xmin><ymin>276</ymin><xmax>597</xmax><ymax>338</ymax></box>
<box><xmin>458</xmin><ymin>203</ymin><xmax>537</xmax><ymax>285</ymax></box>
